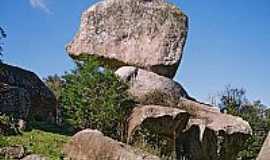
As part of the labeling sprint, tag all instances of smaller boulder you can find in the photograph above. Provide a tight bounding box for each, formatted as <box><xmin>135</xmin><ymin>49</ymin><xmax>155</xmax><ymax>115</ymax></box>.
<box><xmin>115</xmin><ymin>66</ymin><xmax>192</xmax><ymax>104</ymax></box>
<box><xmin>0</xmin><ymin>145</ymin><xmax>25</xmax><ymax>159</ymax></box>
<box><xmin>64</xmin><ymin>129</ymin><xmax>160</xmax><ymax>160</ymax></box>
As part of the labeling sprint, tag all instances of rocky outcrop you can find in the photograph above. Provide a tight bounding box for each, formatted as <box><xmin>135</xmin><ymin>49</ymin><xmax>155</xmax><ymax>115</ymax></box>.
<box><xmin>0</xmin><ymin>63</ymin><xmax>57</xmax><ymax>122</ymax></box>
<box><xmin>66</xmin><ymin>0</ymin><xmax>252</xmax><ymax>159</ymax></box>
<box><xmin>175</xmin><ymin>98</ymin><xmax>252</xmax><ymax>160</ymax></box>
<box><xmin>115</xmin><ymin>66</ymin><xmax>191</xmax><ymax>103</ymax></box>
<box><xmin>127</xmin><ymin>105</ymin><xmax>189</xmax><ymax>142</ymax></box>
<box><xmin>64</xmin><ymin>129</ymin><xmax>160</xmax><ymax>160</ymax></box>
<box><xmin>66</xmin><ymin>0</ymin><xmax>188</xmax><ymax>78</ymax></box>
<box><xmin>257</xmin><ymin>132</ymin><xmax>270</xmax><ymax>160</ymax></box>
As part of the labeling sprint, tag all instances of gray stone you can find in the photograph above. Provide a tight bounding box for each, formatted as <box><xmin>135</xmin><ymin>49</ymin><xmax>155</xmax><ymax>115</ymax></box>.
<box><xmin>67</xmin><ymin>0</ymin><xmax>188</xmax><ymax>78</ymax></box>
<box><xmin>0</xmin><ymin>63</ymin><xmax>57</xmax><ymax>122</ymax></box>
<box><xmin>21</xmin><ymin>154</ymin><xmax>49</xmax><ymax>160</ymax></box>
<box><xmin>257</xmin><ymin>132</ymin><xmax>270</xmax><ymax>160</ymax></box>
<box><xmin>0</xmin><ymin>145</ymin><xmax>25</xmax><ymax>159</ymax></box>
<box><xmin>127</xmin><ymin>105</ymin><xmax>190</xmax><ymax>142</ymax></box>
<box><xmin>115</xmin><ymin>66</ymin><xmax>191</xmax><ymax>103</ymax></box>
<box><xmin>64</xmin><ymin>129</ymin><xmax>160</xmax><ymax>160</ymax></box>
<box><xmin>175</xmin><ymin>98</ymin><xmax>252</xmax><ymax>160</ymax></box>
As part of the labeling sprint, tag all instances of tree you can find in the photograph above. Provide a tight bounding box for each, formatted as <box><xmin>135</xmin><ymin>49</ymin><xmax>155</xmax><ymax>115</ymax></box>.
<box><xmin>218</xmin><ymin>85</ymin><xmax>247</xmax><ymax>115</ymax></box>
<box><xmin>60</xmin><ymin>57</ymin><xmax>134</xmax><ymax>140</ymax></box>
<box><xmin>0</xmin><ymin>26</ymin><xmax>7</xmax><ymax>61</ymax></box>
<box><xmin>44</xmin><ymin>74</ymin><xmax>64</xmax><ymax>100</ymax></box>
<box><xmin>217</xmin><ymin>86</ymin><xmax>269</xmax><ymax>160</ymax></box>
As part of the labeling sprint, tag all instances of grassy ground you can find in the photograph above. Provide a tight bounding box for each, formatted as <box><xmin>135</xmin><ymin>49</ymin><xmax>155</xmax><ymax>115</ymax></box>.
<box><xmin>0</xmin><ymin>122</ymin><xmax>71</xmax><ymax>160</ymax></box>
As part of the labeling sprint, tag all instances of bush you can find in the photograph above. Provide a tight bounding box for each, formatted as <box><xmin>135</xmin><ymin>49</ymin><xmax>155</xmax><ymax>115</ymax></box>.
<box><xmin>60</xmin><ymin>57</ymin><xmax>134</xmax><ymax>140</ymax></box>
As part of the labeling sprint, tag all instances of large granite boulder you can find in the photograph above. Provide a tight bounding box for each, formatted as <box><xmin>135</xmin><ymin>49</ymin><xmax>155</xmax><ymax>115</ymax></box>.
<box><xmin>0</xmin><ymin>63</ymin><xmax>57</xmax><ymax>121</ymax></box>
<box><xmin>115</xmin><ymin>66</ymin><xmax>191</xmax><ymax>103</ymax></box>
<box><xmin>175</xmin><ymin>98</ymin><xmax>252</xmax><ymax>160</ymax></box>
<box><xmin>64</xmin><ymin>129</ymin><xmax>160</xmax><ymax>160</ymax></box>
<box><xmin>66</xmin><ymin>0</ymin><xmax>188</xmax><ymax>78</ymax></box>
<box><xmin>257</xmin><ymin>132</ymin><xmax>270</xmax><ymax>160</ymax></box>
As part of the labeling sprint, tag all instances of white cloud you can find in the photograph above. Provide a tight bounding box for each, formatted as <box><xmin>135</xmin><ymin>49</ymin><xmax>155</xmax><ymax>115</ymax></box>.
<box><xmin>29</xmin><ymin>0</ymin><xmax>52</xmax><ymax>14</ymax></box>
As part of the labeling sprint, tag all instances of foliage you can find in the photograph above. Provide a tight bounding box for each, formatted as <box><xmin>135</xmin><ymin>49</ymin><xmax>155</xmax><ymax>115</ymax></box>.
<box><xmin>44</xmin><ymin>74</ymin><xmax>64</xmax><ymax>100</ymax></box>
<box><xmin>0</xmin><ymin>123</ymin><xmax>70</xmax><ymax>160</ymax></box>
<box><xmin>0</xmin><ymin>26</ymin><xmax>7</xmax><ymax>61</ymax></box>
<box><xmin>60</xmin><ymin>57</ymin><xmax>134</xmax><ymax>140</ymax></box>
<box><xmin>217</xmin><ymin>85</ymin><xmax>269</xmax><ymax>160</ymax></box>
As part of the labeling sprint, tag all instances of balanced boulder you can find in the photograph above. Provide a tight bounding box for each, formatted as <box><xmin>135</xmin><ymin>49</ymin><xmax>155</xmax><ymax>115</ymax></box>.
<box><xmin>67</xmin><ymin>0</ymin><xmax>188</xmax><ymax>78</ymax></box>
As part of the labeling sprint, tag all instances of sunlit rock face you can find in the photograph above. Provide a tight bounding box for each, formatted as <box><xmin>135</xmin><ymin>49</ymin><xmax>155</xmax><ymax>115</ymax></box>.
<box><xmin>257</xmin><ymin>132</ymin><xmax>270</xmax><ymax>160</ymax></box>
<box><xmin>64</xmin><ymin>129</ymin><xmax>160</xmax><ymax>160</ymax></box>
<box><xmin>115</xmin><ymin>66</ymin><xmax>191</xmax><ymax>103</ymax></box>
<box><xmin>175</xmin><ymin>99</ymin><xmax>252</xmax><ymax>160</ymax></box>
<box><xmin>66</xmin><ymin>0</ymin><xmax>188</xmax><ymax>78</ymax></box>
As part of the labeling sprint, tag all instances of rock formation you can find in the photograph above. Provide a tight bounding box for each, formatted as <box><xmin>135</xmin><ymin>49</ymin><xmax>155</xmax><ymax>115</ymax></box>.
<box><xmin>64</xmin><ymin>129</ymin><xmax>160</xmax><ymax>160</ymax></box>
<box><xmin>257</xmin><ymin>132</ymin><xmax>270</xmax><ymax>160</ymax></box>
<box><xmin>0</xmin><ymin>63</ymin><xmax>57</xmax><ymax>122</ymax></box>
<box><xmin>176</xmin><ymin>98</ymin><xmax>252</xmax><ymax>160</ymax></box>
<box><xmin>67</xmin><ymin>0</ymin><xmax>252</xmax><ymax>159</ymax></box>
<box><xmin>66</xmin><ymin>0</ymin><xmax>188</xmax><ymax>78</ymax></box>
<box><xmin>127</xmin><ymin>105</ymin><xmax>190</xmax><ymax>141</ymax></box>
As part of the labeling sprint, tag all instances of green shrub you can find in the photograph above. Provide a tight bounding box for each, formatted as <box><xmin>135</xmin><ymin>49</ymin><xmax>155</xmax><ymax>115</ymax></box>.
<box><xmin>60</xmin><ymin>57</ymin><xmax>134</xmax><ymax>140</ymax></box>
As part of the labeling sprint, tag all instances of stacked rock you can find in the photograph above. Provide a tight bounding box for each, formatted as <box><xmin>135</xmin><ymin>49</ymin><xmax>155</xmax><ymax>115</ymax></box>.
<box><xmin>66</xmin><ymin>0</ymin><xmax>252</xmax><ymax>159</ymax></box>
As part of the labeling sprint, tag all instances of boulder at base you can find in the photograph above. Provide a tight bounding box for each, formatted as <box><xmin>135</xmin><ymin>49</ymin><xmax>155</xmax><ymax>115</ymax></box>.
<box><xmin>0</xmin><ymin>63</ymin><xmax>57</xmax><ymax>122</ymax></box>
<box><xmin>67</xmin><ymin>0</ymin><xmax>188</xmax><ymax>78</ymax></box>
<box><xmin>64</xmin><ymin>129</ymin><xmax>160</xmax><ymax>160</ymax></box>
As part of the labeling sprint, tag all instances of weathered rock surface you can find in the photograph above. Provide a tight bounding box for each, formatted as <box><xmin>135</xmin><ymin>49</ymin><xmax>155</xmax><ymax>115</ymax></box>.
<box><xmin>115</xmin><ymin>66</ymin><xmax>191</xmax><ymax>103</ymax></box>
<box><xmin>67</xmin><ymin>0</ymin><xmax>188</xmax><ymax>78</ymax></box>
<box><xmin>0</xmin><ymin>63</ymin><xmax>57</xmax><ymax>121</ymax></box>
<box><xmin>0</xmin><ymin>145</ymin><xmax>25</xmax><ymax>159</ymax></box>
<box><xmin>64</xmin><ymin>129</ymin><xmax>160</xmax><ymax>160</ymax></box>
<box><xmin>175</xmin><ymin>98</ymin><xmax>252</xmax><ymax>160</ymax></box>
<box><xmin>127</xmin><ymin>105</ymin><xmax>189</xmax><ymax>141</ymax></box>
<box><xmin>21</xmin><ymin>154</ymin><xmax>49</xmax><ymax>160</ymax></box>
<box><xmin>257</xmin><ymin>132</ymin><xmax>270</xmax><ymax>160</ymax></box>
<box><xmin>0</xmin><ymin>83</ymin><xmax>30</xmax><ymax>120</ymax></box>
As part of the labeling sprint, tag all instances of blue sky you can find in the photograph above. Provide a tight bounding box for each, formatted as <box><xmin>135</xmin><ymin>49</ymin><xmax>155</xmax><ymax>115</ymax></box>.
<box><xmin>1</xmin><ymin>0</ymin><xmax>270</xmax><ymax>105</ymax></box>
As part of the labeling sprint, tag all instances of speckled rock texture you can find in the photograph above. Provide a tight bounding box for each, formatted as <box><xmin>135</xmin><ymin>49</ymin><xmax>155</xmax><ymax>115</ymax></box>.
<box><xmin>175</xmin><ymin>98</ymin><xmax>252</xmax><ymax>160</ymax></box>
<box><xmin>64</xmin><ymin>129</ymin><xmax>160</xmax><ymax>160</ymax></box>
<box><xmin>67</xmin><ymin>0</ymin><xmax>188</xmax><ymax>78</ymax></box>
<box><xmin>115</xmin><ymin>66</ymin><xmax>191</xmax><ymax>102</ymax></box>
<box><xmin>127</xmin><ymin>105</ymin><xmax>190</xmax><ymax>142</ymax></box>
